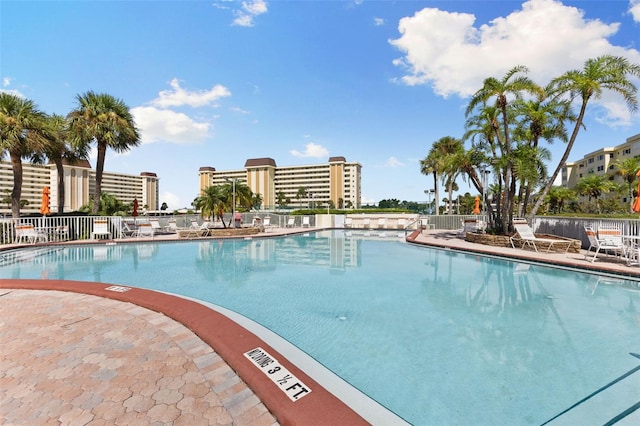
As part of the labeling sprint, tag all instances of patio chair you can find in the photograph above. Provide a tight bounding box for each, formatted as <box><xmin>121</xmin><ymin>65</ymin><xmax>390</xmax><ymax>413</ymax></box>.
<box><xmin>263</xmin><ymin>216</ymin><xmax>276</xmax><ymax>232</ymax></box>
<box><xmin>14</xmin><ymin>224</ymin><xmax>47</xmax><ymax>244</ymax></box>
<box><xmin>510</xmin><ymin>219</ymin><xmax>572</xmax><ymax>253</ymax></box>
<box><xmin>286</xmin><ymin>217</ymin><xmax>296</xmax><ymax>227</ymax></box>
<box><xmin>397</xmin><ymin>218</ymin><xmax>406</xmax><ymax>229</ymax></box>
<box><xmin>302</xmin><ymin>216</ymin><xmax>310</xmax><ymax>228</ymax></box>
<box><xmin>584</xmin><ymin>226</ymin><xmax>627</xmax><ymax>263</ymax></box>
<box><xmin>362</xmin><ymin>218</ymin><xmax>370</xmax><ymax>229</ymax></box>
<box><xmin>135</xmin><ymin>223</ymin><xmax>155</xmax><ymax>239</ymax></box>
<box><xmin>120</xmin><ymin>221</ymin><xmax>136</xmax><ymax>238</ymax></box>
<box><xmin>167</xmin><ymin>219</ymin><xmax>179</xmax><ymax>233</ymax></box>
<box><xmin>344</xmin><ymin>217</ymin><xmax>353</xmax><ymax>228</ymax></box>
<box><xmin>149</xmin><ymin>218</ymin><xmax>164</xmax><ymax>233</ymax></box>
<box><xmin>91</xmin><ymin>219</ymin><xmax>111</xmax><ymax>240</ymax></box>
<box><xmin>377</xmin><ymin>218</ymin><xmax>386</xmax><ymax>229</ymax></box>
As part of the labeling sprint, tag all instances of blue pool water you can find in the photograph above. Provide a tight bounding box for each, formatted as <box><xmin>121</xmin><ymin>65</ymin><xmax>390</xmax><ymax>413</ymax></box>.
<box><xmin>2</xmin><ymin>230</ymin><xmax>639</xmax><ymax>425</ymax></box>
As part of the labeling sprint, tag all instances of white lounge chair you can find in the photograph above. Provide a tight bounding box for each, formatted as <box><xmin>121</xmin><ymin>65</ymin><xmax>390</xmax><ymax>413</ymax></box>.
<box><xmin>397</xmin><ymin>218</ymin><xmax>406</xmax><ymax>229</ymax></box>
<box><xmin>302</xmin><ymin>216</ymin><xmax>310</xmax><ymax>228</ymax></box>
<box><xmin>120</xmin><ymin>221</ymin><xmax>136</xmax><ymax>238</ymax></box>
<box><xmin>135</xmin><ymin>223</ymin><xmax>155</xmax><ymax>239</ymax></box>
<box><xmin>149</xmin><ymin>218</ymin><xmax>164</xmax><ymax>233</ymax></box>
<box><xmin>14</xmin><ymin>224</ymin><xmax>47</xmax><ymax>244</ymax></box>
<box><xmin>167</xmin><ymin>219</ymin><xmax>179</xmax><ymax>233</ymax></box>
<box><xmin>362</xmin><ymin>218</ymin><xmax>370</xmax><ymax>229</ymax></box>
<box><xmin>91</xmin><ymin>219</ymin><xmax>111</xmax><ymax>240</ymax></box>
<box><xmin>510</xmin><ymin>219</ymin><xmax>571</xmax><ymax>253</ymax></box>
<box><xmin>377</xmin><ymin>218</ymin><xmax>386</xmax><ymax>229</ymax></box>
<box><xmin>263</xmin><ymin>216</ymin><xmax>274</xmax><ymax>232</ymax></box>
<box><xmin>344</xmin><ymin>217</ymin><xmax>353</xmax><ymax>228</ymax></box>
<box><xmin>584</xmin><ymin>226</ymin><xmax>627</xmax><ymax>263</ymax></box>
<box><xmin>286</xmin><ymin>217</ymin><xmax>295</xmax><ymax>228</ymax></box>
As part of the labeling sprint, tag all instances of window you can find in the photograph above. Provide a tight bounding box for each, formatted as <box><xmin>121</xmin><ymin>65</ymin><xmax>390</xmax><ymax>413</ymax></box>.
<box><xmin>597</xmin><ymin>165</ymin><xmax>604</xmax><ymax>172</ymax></box>
<box><xmin>588</xmin><ymin>158</ymin><xmax>594</xmax><ymax>164</ymax></box>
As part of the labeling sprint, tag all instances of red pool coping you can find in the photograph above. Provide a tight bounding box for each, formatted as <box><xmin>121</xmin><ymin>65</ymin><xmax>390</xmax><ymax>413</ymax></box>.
<box><xmin>0</xmin><ymin>278</ymin><xmax>369</xmax><ymax>426</ymax></box>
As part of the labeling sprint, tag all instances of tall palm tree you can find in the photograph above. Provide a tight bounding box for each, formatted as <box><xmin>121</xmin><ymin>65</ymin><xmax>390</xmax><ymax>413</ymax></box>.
<box><xmin>466</xmin><ymin>66</ymin><xmax>543</xmax><ymax>233</ymax></box>
<box><xmin>529</xmin><ymin>55</ymin><xmax>640</xmax><ymax>218</ymax></box>
<box><xmin>32</xmin><ymin>114</ymin><xmax>88</xmax><ymax>214</ymax></box>
<box><xmin>67</xmin><ymin>91</ymin><xmax>140</xmax><ymax>214</ymax></box>
<box><xmin>545</xmin><ymin>186</ymin><xmax>576</xmax><ymax>214</ymax></box>
<box><xmin>419</xmin><ymin>155</ymin><xmax>440</xmax><ymax>215</ymax></box>
<box><xmin>611</xmin><ymin>156</ymin><xmax>640</xmax><ymax>212</ymax></box>
<box><xmin>0</xmin><ymin>93</ymin><xmax>48</xmax><ymax>218</ymax></box>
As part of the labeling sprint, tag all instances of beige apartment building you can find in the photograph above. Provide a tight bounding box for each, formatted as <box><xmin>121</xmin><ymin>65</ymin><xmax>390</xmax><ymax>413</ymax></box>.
<box><xmin>562</xmin><ymin>134</ymin><xmax>640</xmax><ymax>202</ymax></box>
<box><xmin>0</xmin><ymin>160</ymin><xmax>159</xmax><ymax>215</ymax></box>
<box><xmin>199</xmin><ymin>156</ymin><xmax>362</xmax><ymax>210</ymax></box>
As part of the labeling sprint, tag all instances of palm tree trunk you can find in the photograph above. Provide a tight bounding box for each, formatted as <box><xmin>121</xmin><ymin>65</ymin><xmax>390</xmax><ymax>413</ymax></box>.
<box><xmin>10</xmin><ymin>151</ymin><xmax>23</xmax><ymax>219</ymax></box>
<box><xmin>55</xmin><ymin>159</ymin><xmax>65</xmax><ymax>214</ymax></box>
<box><xmin>432</xmin><ymin>171</ymin><xmax>439</xmax><ymax>216</ymax></box>
<box><xmin>528</xmin><ymin>100</ymin><xmax>588</xmax><ymax>219</ymax></box>
<box><xmin>93</xmin><ymin>144</ymin><xmax>107</xmax><ymax>214</ymax></box>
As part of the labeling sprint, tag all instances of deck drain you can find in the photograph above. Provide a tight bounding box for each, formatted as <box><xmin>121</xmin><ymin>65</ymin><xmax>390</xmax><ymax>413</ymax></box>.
<box><xmin>105</xmin><ymin>285</ymin><xmax>131</xmax><ymax>292</ymax></box>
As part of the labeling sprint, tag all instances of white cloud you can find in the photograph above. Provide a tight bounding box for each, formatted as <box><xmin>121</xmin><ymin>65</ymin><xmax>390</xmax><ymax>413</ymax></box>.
<box><xmin>160</xmin><ymin>191</ymin><xmax>182</xmax><ymax>211</ymax></box>
<box><xmin>231</xmin><ymin>106</ymin><xmax>249</xmax><ymax>114</ymax></box>
<box><xmin>2</xmin><ymin>77</ymin><xmax>11</xmax><ymax>87</ymax></box>
<box><xmin>132</xmin><ymin>106</ymin><xmax>210</xmax><ymax>144</ymax></box>
<box><xmin>389</xmin><ymin>0</ymin><xmax>640</xmax><ymax>124</ymax></box>
<box><xmin>374</xmin><ymin>17</ymin><xmax>385</xmax><ymax>26</ymax></box>
<box><xmin>150</xmin><ymin>78</ymin><xmax>231</xmax><ymax>108</ymax></box>
<box><xmin>232</xmin><ymin>0</ymin><xmax>268</xmax><ymax>27</ymax></box>
<box><xmin>384</xmin><ymin>156</ymin><xmax>404</xmax><ymax>168</ymax></box>
<box><xmin>630</xmin><ymin>0</ymin><xmax>640</xmax><ymax>22</ymax></box>
<box><xmin>290</xmin><ymin>142</ymin><xmax>329</xmax><ymax>158</ymax></box>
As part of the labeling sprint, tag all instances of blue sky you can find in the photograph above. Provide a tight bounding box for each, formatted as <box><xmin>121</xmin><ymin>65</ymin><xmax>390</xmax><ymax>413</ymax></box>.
<box><xmin>2</xmin><ymin>0</ymin><xmax>640</xmax><ymax>210</ymax></box>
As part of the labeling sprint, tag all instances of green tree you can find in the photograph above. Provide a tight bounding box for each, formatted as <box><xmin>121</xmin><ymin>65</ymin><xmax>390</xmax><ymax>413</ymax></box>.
<box><xmin>276</xmin><ymin>191</ymin><xmax>288</xmax><ymax>208</ymax></box>
<box><xmin>545</xmin><ymin>186</ymin><xmax>576</xmax><ymax>214</ymax></box>
<box><xmin>466</xmin><ymin>66</ymin><xmax>543</xmax><ymax>233</ymax></box>
<box><xmin>160</xmin><ymin>202</ymin><xmax>168</xmax><ymax>211</ymax></box>
<box><xmin>611</xmin><ymin>156</ymin><xmax>640</xmax><ymax>212</ymax></box>
<box><xmin>530</xmin><ymin>55</ymin><xmax>640</xmax><ymax>218</ymax></box>
<box><xmin>195</xmin><ymin>185</ymin><xmax>227</xmax><ymax>225</ymax></box>
<box><xmin>296</xmin><ymin>187</ymin><xmax>308</xmax><ymax>206</ymax></box>
<box><xmin>34</xmin><ymin>113</ymin><xmax>87</xmax><ymax>214</ymax></box>
<box><xmin>575</xmin><ymin>174</ymin><xmax>614</xmax><ymax>213</ymax></box>
<box><xmin>68</xmin><ymin>91</ymin><xmax>140</xmax><ymax>214</ymax></box>
<box><xmin>0</xmin><ymin>93</ymin><xmax>48</xmax><ymax>218</ymax></box>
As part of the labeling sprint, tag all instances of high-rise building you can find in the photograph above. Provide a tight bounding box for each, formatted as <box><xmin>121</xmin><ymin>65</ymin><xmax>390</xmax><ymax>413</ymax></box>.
<box><xmin>0</xmin><ymin>160</ymin><xmax>158</xmax><ymax>215</ymax></box>
<box><xmin>199</xmin><ymin>157</ymin><xmax>362</xmax><ymax>210</ymax></box>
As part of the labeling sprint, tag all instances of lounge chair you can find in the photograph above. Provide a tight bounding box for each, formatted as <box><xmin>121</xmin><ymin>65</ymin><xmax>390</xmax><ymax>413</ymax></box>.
<box><xmin>179</xmin><ymin>221</ymin><xmax>210</xmax><ymax>238</ymax></box>
<box><xmin>149</xmin><ymin>218</ymin><xmax>164</xmax><ymax>233</ymax></box>
<box><xmin>510</xmin><ymin>219</ymin><xmax>572</xmax><ymax>253</ymax></box>
<box><xmin>362</xmin><ymin>218</ymin><xmax>370</xmax><ymax>229</ymax></box>
<box><xmin>135</xmin><ymin>223</ymin><xmax>155</xmax><ymax>239</ymax></box>
<box><xmin>286</xmin><ymin>217</ymin><xmax>295</xmax><ymax>228</ymax></box>
<box><xmin>14</xmin><ymin>224</ymin><xmax>47</xmax><ymax>244</ymax></box>
<box><xmin>263</xmin><ymin>216</ymin><xmax>276</xmax><ymax>232</ymax></box>
<box><xmin>302</xmin><ymin>216</ymin><xmax>310</xmax><ymax>228</ymax></box>
<box><xmin>397</xmin><ymin>218</ymin><xmax>406</xmax><ymax>229</ymax></box>
<box><xmin>344</xmin><ymin>217</ymin><xmax>353</xmax><ymax>228</ymax></box>
<box><xmin>584</xmin><ymin>226</ymin><xmax>627</xmax><ymax>263</ymax></box>
<box><xmin>377</xmin><ymin>218</ymin><xmax>386</xmax><ymax>229</ymax></box>
<box><xmin>167</xmin><ymin>219</ymin><xmax>179</xmax><ymax>233</ymax></box>
<box><xmin>120</xmin><ymin>221</ymin><xmax>136</xmax><ymax>238</ymax></box>
<box><xmin>91</xmin><ymin>219</ymin><xmax>111</xmax><ymax>240</ymax></box>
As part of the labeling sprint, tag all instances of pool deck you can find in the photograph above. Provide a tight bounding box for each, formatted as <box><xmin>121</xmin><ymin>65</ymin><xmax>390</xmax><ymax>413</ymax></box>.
<box><xmin>1</xmin><ymin>227</ymin><xmax>639</xmax><ymax>425</ymax></box>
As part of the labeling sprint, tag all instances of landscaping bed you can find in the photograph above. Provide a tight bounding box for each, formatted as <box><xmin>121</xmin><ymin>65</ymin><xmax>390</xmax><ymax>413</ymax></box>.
<box><xmin>465</xmin><ymin>232</ymin><xmax>581</xmax><ymax>253</ymax></box>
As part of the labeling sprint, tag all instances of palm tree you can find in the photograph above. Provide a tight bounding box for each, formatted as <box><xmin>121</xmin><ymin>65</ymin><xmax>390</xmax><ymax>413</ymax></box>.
<box><xmin>611</xmin><ymin>156</ymin><xmax>640</xmax><ymax>212</ymax></box>
<box><xmin>545</xmin><ymin>186</ymin><xmax>576</xmax><ymax>214</ymax></box>
<box><xmin>296</xmin><ymin>186</ymin><xmax>308</xmax><ymax>207</ymax></box>
<box><xmin>67</xmin><ymin>91</ymin><xmax>140</xmax><ymax>214</ymax></box>
<box><xmin>529</xmin><ymin>55</ymin><xmax>640</xmax><ymax>218</ymax></box>
<box><xmin>466</xmin><ymin>66</ymin><xmax>543</xmax><ymax>233</ymax></box>
<box><xmin>32</xmin><ymin>113</ymin><xmax>88</xmax><ymax>214</ymax></box>
<box><xmin>575</xmin><ymin>174</ymin><xmax>614</xmax><ymax>213</ymax></box>
<box><xmin>419</xmin><ymin>155</ymin><xmax>440</xmax><ymax>215</ymax></box>
<box><xmin>0</xmin><ymin>93</ymin><xmax>48</xmax><ymax>218</ymax></box>
<box><xmin>195</xmin><ymin>185</ymin><xmax>227</xmax><ymax>224</ymax></box>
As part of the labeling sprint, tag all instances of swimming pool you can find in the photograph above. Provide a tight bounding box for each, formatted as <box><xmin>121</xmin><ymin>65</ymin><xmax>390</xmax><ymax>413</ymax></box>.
<box><xmin>2</xmin><ymin>230</ymin><xmax>639</xmax><ymax>425</ymax></box>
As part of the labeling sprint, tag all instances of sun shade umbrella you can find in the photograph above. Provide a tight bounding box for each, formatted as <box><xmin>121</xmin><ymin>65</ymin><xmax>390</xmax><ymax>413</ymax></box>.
<box><xmin>39</xmin><ymin>186</ymin><xmax>50</xmax><ymax>215</ymax></box>
<box><xmin>633</xmin><ymin>171</ymin><xmax>640</xmax><ymax>213</ymax></box>
<box><xmin>472</xmin><ymin>195</ymin><xmax>481</xmax><ymax>214</ymax></box>
<box><xmin>132</xmin><ymin>198</ymin><xmax>139</xmax><ymax>217</ymax></box>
